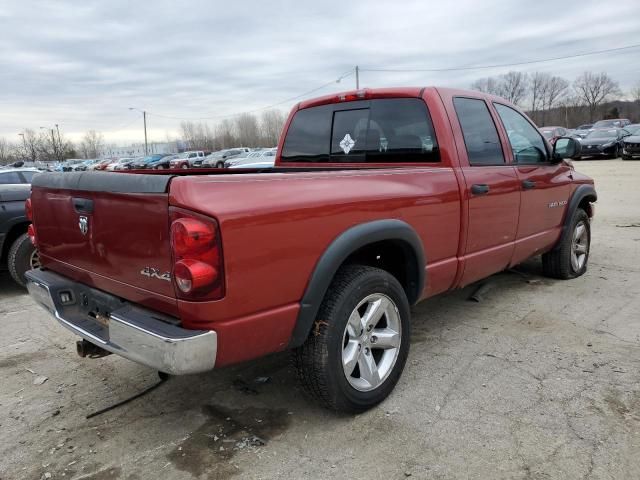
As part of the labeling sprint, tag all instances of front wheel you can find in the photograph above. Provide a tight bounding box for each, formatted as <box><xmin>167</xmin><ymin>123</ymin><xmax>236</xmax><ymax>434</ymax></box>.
<box><xmin>8</xmin><ymin>233</ymin><xmax>40</xmax><ymax>288</ymax></box>
<box><xmin>292</xmin><ymin>265</ymin><xmax>410</xmax><ymax>412</ymax></box>
<box><xmin>542</xmin><ymin>208</ymin><xmax>590</xmax><ymax>279</ymax></box>
<box><xmin>181</xmin><ymin>164</ymin><xmax>188</xmax><ymax>169</ymax></box>
<box><xmin>216</xmin><ymin>161</ymin><xmax>225</xmax><ymax>169</ymax></box>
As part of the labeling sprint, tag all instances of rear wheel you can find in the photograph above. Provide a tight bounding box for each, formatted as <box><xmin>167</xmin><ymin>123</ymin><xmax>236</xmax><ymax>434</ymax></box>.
<box><xmin>8</xmin><ymin>233</ymin><xmax>39</xmax><ymax>288</ymax></box>
<box><xmin>292</xmin><ymin>265</ymin><xmax>410</xmax><ymax>412</ymax></box>
<box><xmin>542</xmin><ymin>209</ymin><xmax>590</xmax><ymax>279</ymax></box>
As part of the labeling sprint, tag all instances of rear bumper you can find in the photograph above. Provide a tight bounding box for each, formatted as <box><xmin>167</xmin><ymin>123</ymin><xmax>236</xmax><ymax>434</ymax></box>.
<box><xmin>25</xmin><ymin>269</ymin><xmax>217</xmax><ymax>374</ymax></box>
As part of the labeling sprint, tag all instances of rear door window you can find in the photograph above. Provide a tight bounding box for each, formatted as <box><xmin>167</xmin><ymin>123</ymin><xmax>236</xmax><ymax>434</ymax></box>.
<box><xmin>281</xmin><ymin>98</ymin><xmax>440</xmax><ymax>163</ymax></box>
<box><xmin>453</xmin><ymin>97</ymin><xmax>505</xmax><ymax>166</ymax></box>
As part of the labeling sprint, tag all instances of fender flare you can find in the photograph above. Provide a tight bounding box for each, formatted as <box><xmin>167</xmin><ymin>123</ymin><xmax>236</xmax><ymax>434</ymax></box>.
<box><xmin>554</xmin><ymin>184</ymin><xmax>597</xmax><ymax>251</ymax></box>
<box><xmin>288</xmin><ymin>219</ymin><xmax>425</xmax><ymax>348</ymax></box>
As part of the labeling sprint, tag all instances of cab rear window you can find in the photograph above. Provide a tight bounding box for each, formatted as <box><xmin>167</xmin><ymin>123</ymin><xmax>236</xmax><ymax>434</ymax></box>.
<box><xmin>280</xmin><ymin>98</ymin><xmax>440</xmax><ymax>163</ymax></box>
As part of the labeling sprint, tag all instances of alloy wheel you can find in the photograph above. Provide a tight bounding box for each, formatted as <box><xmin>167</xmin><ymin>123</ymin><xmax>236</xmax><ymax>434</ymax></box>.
<box><xmin>571</xmin><ymin>221</ymin><xmax>588</xmax><ymax>271</ymax></box>
<box><xmin>341</xmin><ymin>293</ymin><xmax>402</xmax><ymax>392</ymax></box>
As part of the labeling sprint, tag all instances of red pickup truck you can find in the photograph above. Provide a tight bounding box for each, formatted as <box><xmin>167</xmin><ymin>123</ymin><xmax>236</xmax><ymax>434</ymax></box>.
<box><xmin>26</xmin><ymin>87</ymin><xmax>595</xmax><ymax>412</ymax></box>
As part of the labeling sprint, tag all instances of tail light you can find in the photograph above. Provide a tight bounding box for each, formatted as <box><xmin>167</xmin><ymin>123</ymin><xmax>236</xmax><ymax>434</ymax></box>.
<box><xmin>170</xmin><ymin>208</ymin><xmax>224</xmax><ymax>300</ymax></box>
<box><xmin>26</xmin><ymin>198</ymin><xmax>37</xmax><ymax>245</ymax></box>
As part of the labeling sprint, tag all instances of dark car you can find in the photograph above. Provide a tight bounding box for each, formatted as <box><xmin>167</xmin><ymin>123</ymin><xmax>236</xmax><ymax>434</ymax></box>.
<box><xmin>130</xmin><ymin>154</ymin><xmax>172</xmax><ymax>169</ymax></box>
<box><xmin>539</xmin><ymin>126</ymin><xmax>569</xmax><ymax>146</ymax></box>
<box><xmin>148</xmin><ymin>154</ymin><xmax>178</xmax><ymax>169</ymax></box>
<box><xmin>572</xmin><ymin>124</ymin><xmax>593</xmax><ymax>138</ymax></box>
<box><xmin>621</xmin><ymin>124</ymin><xmax>640</xmax><ymax>160</ymax></box>
<box><xmin>579</xmin><ymin>128</ymin><xmax>628</xmax><ymax>159</ymax></box>
<box><xmin>1</xmin><ymin>184</ymin><xmax>38</xmax><ymax>287</ymax></box>
<box><xmin>592</xmin><ymin>119</ymin><xmax>631</xmax><ymax>129</ymax></box>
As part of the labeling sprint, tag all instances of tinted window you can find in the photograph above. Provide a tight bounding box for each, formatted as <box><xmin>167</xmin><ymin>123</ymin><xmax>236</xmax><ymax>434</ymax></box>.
<box><xmin>0</xmin><ymin>172</ymin><xmax>23</xmax><ymax>184</ymax></box>
<box><xmin>281</xmin><ymin>105</ymin><xmax>332</xmax><ymax>162</ymax></box>
<box><xmin>494</xmin><ymin>103</ymin><xmax>548</xmax><ymax>164</ymax></box>
<box><xmin>281</xmin><ymin>98</ymin><xmax>439</xmax><ymax>163</ymax></box>
<box><xmin>453</xmin><ymin>97</ymin><xmax>504</xmax><ymax>165</ymax></box>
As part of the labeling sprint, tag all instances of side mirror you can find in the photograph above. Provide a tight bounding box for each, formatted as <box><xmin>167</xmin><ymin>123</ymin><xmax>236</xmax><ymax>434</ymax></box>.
<box><xmin>553</xmin><ymin>136</ymin><xmax>581</xmax><ymax>161</ymax></box>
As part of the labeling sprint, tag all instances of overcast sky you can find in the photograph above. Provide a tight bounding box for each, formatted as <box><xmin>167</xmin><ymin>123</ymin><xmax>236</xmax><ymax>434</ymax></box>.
<box><xmin>1</xmin><ymin>0</ymin><xmax>639</xmax><ymax>144</ymax></box>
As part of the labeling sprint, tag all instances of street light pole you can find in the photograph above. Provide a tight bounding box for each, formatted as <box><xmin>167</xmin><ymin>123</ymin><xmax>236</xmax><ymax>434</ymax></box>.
<box><xmin>355</xmin><ymin>65</ymin><xmax>360</xmax><ymax>90</ymax></box>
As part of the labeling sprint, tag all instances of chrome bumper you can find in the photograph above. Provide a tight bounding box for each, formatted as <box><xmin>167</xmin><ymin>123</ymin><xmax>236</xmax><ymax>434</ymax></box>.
<box><xmin>25</xmin><ymin>269</ymin><xmax>217</xmax><ymax>375</ymax></box>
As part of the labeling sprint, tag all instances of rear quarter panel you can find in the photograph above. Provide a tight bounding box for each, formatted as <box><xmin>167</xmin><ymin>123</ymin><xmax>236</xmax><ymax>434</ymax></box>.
<box><xmin>169</xmin><ymin>167</ymin><xmax>461</xmax><ymax>364</ymax></box>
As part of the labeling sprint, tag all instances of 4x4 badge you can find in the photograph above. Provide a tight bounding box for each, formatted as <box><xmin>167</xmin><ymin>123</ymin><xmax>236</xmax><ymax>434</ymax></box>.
<box><xmin>79</xmin><ymin>216</ymin><xmax>89</xmax><ymax>235</ymax></box>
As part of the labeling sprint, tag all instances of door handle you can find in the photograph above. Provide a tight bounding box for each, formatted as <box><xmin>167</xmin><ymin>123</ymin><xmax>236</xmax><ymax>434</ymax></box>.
<box><xmin>72</xmin><ymin>197</ymin><xmax>94</xmax><ymax>214</ymax></box>
<box><xmin>471</xmin><ymin>184</ymin><xmax>490</xmax><ymax>195</ymax></box>
<box><xmin>522</xmin><ymin>180</ymin><xmax>536</xmax><ymax>190</ymax></box>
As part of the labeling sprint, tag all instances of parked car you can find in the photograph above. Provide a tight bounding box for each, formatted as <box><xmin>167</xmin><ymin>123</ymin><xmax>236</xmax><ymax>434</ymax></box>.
<box><xmin>229</xmin><ymin>160</ymin><xmax>275</xmax><ymax>169</ymax></box>
<box><xmin>26</xmin><ymin>86</ymin><xmax>594</xmax><ymax>413</ymax></box>
<box><xmin>592</xmin><ymin>119</ymin><xmax>631</xmax><ymax>129</ymax></box>
<box><xmin>148</xmin><ymin>154</ymin><xmax>179</xmax><ymax>170</ymax></box>
<box><xmin>579</xmin><ymin>128</ymin><xmax>628</xmax><ymax>159</ymax></box>
<box><xmin>115</xmin><ymin>157</ymin><xmax>143</xmax><ymax>171</ymax></box>
<box><xmin>62</xmin><ymin>159</ymin><xmax>87</xmax><ymax>172</ymax></box>
<box><xmin>0</xmin><ymin>168</ymin><xmax>39</xmax><ymax>184</ymax></box>
<box><xmin>539</xmin><ymin>126</ymin><xmax>569</xmax><ymax>146</ymax></box>
<box><xmin>1</xmin><ymin>183</ymin><xmax>38</xmax><ymax>287</ymax></box>
<box><xmin>573</xmin><ymin>124</ymin><xmax>593</xmax><ymax>138</ymax></box>
<box><xmin>224</xmin><ymin>148</ymin><xmax>277</xmax><ymax>168</ymax></box>
<box><xmin>130</xmin><ymin>154</ymin><xmax>172</xmax><ymax>170</ymax></box>
<box><xmin>170</xmin><ymin>151</ymin><xmax>207</xmax><ymax>169</ymax></box>
<box><xmin>92</xmin><ymin>159</ymin><xmax>113</xmax><ymax>171</ymax></box>
<box><xmin>202</xmin><ymin>148</ymin><xmax>251</xmax><ymax>168</ymax></box>
<box><xmin>621</xmin><ymin>124</ymin><xmax>640</xmax><ymax>160</ymax></box>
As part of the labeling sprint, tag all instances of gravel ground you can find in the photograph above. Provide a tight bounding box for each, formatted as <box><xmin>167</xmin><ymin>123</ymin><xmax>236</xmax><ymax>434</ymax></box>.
<box><xmin>1</xmin><ymin>159</ymin><xmax>639</xmax><ymax>480</ymax></box>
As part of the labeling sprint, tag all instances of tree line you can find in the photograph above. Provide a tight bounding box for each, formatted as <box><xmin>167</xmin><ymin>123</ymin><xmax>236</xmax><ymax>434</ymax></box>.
<box><xmin>471</xmin><ymin>71</ymin><xmax>640</xmax><ymax>126</ymax></box>
<box><xmin>0</xmin><ymin>108</ymin><xmax>287</xmax><ymax>165</ymax></box>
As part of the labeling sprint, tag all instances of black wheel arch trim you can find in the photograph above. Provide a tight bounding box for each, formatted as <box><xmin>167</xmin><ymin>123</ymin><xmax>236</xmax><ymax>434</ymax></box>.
<box><xmin>554</xmin><ymin>184</ymin><xmax>597</xmax><ymax>250</ymax></box>
<box><xmin>288</xmin><ymin>219</ymin><xmax>426</xmax><ymax>348</ymax></box>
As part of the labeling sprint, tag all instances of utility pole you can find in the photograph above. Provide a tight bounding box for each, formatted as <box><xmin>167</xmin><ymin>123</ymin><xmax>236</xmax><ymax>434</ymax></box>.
<box><xmin>18</xmin><ymin>132</ymin><xmax>26</xmax><ymax>158</ymax></box>
<box><xmin>355</xmin><ymin>65</ymin><xmax>360</xmax><ymax>90</ymax></box>
<box><xmin>143</xmin><ymin>110</ymin><xmax>148</xmax><ymax>155</ymax></box>
<box><xmin>55</xmin><ymin>124</ymin><xmax>62</xmax><ymax>161</ymax></box>
<box><xmin>129</xmin><ymin>108</ymin><xmax>148</xmax><ymax>155</ymax></box>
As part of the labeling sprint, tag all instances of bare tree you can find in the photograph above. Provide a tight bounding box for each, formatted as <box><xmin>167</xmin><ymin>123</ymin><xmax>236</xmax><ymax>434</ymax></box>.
<box><xmin>260</xmin><ymin>109</ymin><xmax>286</xmax><ymax>146</ymax></box>
<box><xmin>19</xmin><ymin>129</ymin><xmax>40</xmax><ymax>162</ymax></box>
<box><xmin>0</xmin><ymin>138</ymin><xmax>16</xmax><ymax>165</ymax></box>
<box><xmin>235</xmin><ymin>113</ymin><xmax>260</xmax><ymax>147</ymax></box>
<box><xmin>471</xmin><ymin>77</ymin><xmax>501</xmax><ymax>95</ymax></box>
<box><xmin>573</xmin><ymin>72</ymin><xmax>621</xmax><ymax>122</ymax></box>
<box><xmin>496</xmin><ymin>71</ymin><xmax>529</xmax><ymax>105</ymax></box>
<box><xmin>630</xmin><ymin>81</ymin><xmax>640</xmax><ymax>103</ymax></box>
<box><xmin>540</xmin><ymin>75</ymin><xmax>569</xmax><ymax>125</ymax></box>
<box><xmin>80</xmin><ymin>130</ymin><xmax>104</xmax><ymax>159</ymax></box>
<box><xmin>216</xmin><ymin>119</ymin><xmax>236</xmax><ymax>149</ymax></box>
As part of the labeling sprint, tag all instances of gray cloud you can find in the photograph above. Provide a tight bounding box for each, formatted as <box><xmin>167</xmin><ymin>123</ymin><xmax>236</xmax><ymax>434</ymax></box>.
<box><xmin>1</xmin><ymin>0</ymin><xmax>639</xmax><ymax>142</ymax></box>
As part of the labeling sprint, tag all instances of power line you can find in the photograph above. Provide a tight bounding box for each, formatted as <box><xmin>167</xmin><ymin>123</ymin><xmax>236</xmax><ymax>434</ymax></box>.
<box><xmin>145</xmin><ymin>69</ymin><xmax>355</xmax><ymax>122</ymax></box>
<box><xmin>361</xmin><ymin>43</ymin><xmax>640</xmax><ymax>73</ymax></box>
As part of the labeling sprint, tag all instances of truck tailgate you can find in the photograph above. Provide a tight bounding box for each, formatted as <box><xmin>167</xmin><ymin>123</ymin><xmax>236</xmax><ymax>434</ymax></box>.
<box><xmin>30</xmin><ymin>172</ymin><xmax>178</xmax><ymax>314</ymax></box>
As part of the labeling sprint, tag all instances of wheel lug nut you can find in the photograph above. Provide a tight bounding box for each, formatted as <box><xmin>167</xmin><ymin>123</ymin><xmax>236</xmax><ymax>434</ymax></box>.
<box><xmin>370</xmin><ymin>336</ymin><xmax>377</xmax><ymax>344</ymax></box>
<box><xmin>364</xmin><ymin>347</ymin><xmax>370</xmax><ymax>355</ymax></box>
<box><xmin>367</xmin><ymin>325</ymin><xmax>373</xmax><ymax>332</ymax></box>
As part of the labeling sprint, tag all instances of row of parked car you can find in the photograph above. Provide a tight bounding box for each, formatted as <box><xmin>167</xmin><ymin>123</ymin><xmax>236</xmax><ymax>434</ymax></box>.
<box><xmin>51</xmin><ymin>147</ymin><xmax>278</xmax><ymax>173</ymax></box>
<box><xmin>539</xmin><ymin>118</ymin><xmax>640</xmax><ymax>160</ymax></box>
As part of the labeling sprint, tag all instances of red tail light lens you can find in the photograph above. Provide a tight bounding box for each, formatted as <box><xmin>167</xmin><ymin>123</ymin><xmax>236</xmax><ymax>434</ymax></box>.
<box><xmin>25</xmin><ymin>198</ymin><xmax>33</xmax><ymax>221</ymax></box>
<box><xmin>27</xmin><ymin>224</ymin><xmax>37</xmax><ymax>246</ymax></box>
<box><xmin>170</xmin><ymin>208</ymin><xmax>224</xmax><ymax>300</ymax></box>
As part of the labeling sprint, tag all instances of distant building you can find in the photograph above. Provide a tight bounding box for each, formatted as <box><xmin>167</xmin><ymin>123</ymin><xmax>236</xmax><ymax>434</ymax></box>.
<box><xmin>101</xmin><ymin>142</ymin><xmax>179</xmax><ymax>158</ymax></box>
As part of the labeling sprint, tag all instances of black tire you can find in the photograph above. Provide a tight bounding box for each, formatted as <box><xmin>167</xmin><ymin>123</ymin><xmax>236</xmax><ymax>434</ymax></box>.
<box><xmin>292</xmin><ymin>265</ymin><xmax>411</xmax><ymax>413</ymax></box>
<box><xmin>622</xmin><ymin>155</ymin><xmax>631</xmax><ymax>160</ymax></box>
<box><xmin>8</xmin><ymin>233</ymin><xmax>37</xmax><ymax>288</ymax></box>
<box><xmin>613</xmin><ymin>145</ymin><xmax>619</xmax><ymax>159</ymax></box>
<box><xmin>216</xmin><ymin>161</ymin><xmax>225</xmax><ymax>169</ymax></box>
<box><xmin>542</xmin><ymin>209</ymin><xmax>590</xmax><ymax>280</ymax></box>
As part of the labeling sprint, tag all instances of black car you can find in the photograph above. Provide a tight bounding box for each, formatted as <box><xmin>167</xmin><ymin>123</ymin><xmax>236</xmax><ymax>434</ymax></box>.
<box><xmin>0</xmin><ymin>183</ymin><xmax>38</xmax><ymax>287</ymax></box>
<box><xmin>621</xmin><ymin>124</ymin><xmax>640</xmax><ymax>160</ymax></box>
<box><xmin>130</xmin><ymin>153</ymin><xmax>173</xmax><ymax>169</ymax></box>
<box><xmin>579</xmin><ymin>128</ymin><xmax>629</xmax><ymax>159</ymax></box>
<box><xmin>148</xmin><ymin>153</ymin><xmax>178</xmax><ymax>169</ymax></box>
